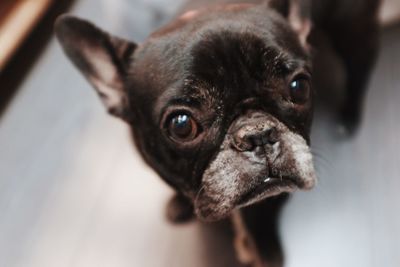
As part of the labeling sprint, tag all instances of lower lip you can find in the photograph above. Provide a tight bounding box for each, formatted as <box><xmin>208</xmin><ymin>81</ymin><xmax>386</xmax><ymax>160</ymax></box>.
<box><xmin>236</xmin><ymin>177</ymin><xmax>298</xmax><ymax>207</ymax></box>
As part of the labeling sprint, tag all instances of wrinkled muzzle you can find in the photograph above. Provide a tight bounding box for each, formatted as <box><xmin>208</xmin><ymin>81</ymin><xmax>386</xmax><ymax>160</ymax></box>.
<box><xmin>194</xmin><ymin>112</ymin><xmax>316</xmax><ymax>221</ymax></box>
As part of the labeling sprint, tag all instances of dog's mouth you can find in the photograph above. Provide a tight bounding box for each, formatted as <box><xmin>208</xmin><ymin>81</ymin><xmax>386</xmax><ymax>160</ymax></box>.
<box><xmin>235</xmin><ymin>175</ymin><xmax>301</xmax><ymax>208</ymax></box>
<box><xmin>194</xmin><ymin>172</ymin><xmax>310</xmax><ymax>221</ymax></box>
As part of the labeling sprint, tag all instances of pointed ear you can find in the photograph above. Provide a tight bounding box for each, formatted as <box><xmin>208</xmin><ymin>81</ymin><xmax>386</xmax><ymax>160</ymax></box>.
<box><xmin>55</xmin><ymin>15</ymin><xmax>137</xmax><ymax>118</ymax></box>
<box><xmin>268</xmin><ymin>0</ymin><xmax>311</xmax><ymax>49</ymax></box>
<box><xmin>287</xmin><ymin>0</ymin><xmax>311</xmax><ymax>48</ymax></box>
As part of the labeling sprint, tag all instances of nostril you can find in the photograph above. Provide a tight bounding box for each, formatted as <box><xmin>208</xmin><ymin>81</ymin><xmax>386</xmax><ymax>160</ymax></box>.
<box><xmin>250</xmin><ymin>128</ymin><xmax>279</xmax><ymax>147</ymax></box>
<box><xmin>266</xmin><ymin>128</ymin><xmax>279</xmax><ymax>145</ymax></box>
<box><xmin>261</xmin><ymin>134</ymin><xmax>270</xmax><ymax>145</ymax></box>
<box><xmin>230</xmin><ymin>126</ymin><xmax>279</xmax><ymax>152</ymax></box>
<box><xmin>231</xmin><ymin>135</ymin><xmax>254</xmax><ymax>152</ymax></box>
<box><xmin>252</xmin><ymin>134</ymin><xmax>264</xmax><ymax>146</ymax></box>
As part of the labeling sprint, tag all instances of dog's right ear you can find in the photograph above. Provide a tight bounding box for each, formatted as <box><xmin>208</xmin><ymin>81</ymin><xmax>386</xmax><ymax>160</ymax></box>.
<box><xmin>55</xmin><ymin>15</ymin><xmax>137</xmax><ymax>119</ymax></box>
<box><xmin>268</xmin><ymin>0</ymin><xmax>311</xmax><ymax>48</ymax></box>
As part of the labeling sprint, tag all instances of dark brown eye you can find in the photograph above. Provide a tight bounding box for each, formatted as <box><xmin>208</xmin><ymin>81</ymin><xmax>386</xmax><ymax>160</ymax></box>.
<box><xmin>289</xmin><ymin>77</ymin><xmax>311</xmax><ymax>104</ymax></box>
<box><xmin>168</xmin><ymin>114</ymin><xmax>199</xmax><ymax>142</ymax></box>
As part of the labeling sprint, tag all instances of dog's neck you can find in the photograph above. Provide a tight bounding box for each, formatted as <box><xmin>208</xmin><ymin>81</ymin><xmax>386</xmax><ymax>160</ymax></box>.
<box><xmin>232</xmin><ymin>210</ymin><xmax>264</xmax><ymax>266</ymax></box>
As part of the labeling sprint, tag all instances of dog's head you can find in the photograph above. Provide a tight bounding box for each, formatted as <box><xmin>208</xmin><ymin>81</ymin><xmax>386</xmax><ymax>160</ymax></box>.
<box><xmin>55</xmin><ymin>0</ymin><xmax>316</xmax><ymax>221</ymax></box>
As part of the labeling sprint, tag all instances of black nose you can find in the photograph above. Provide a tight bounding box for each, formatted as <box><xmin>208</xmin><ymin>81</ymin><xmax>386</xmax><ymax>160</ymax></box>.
<box><xmin>231</xmin><ymin>126</ymin><xmax>279</xmax><ymax>152</ymax></box>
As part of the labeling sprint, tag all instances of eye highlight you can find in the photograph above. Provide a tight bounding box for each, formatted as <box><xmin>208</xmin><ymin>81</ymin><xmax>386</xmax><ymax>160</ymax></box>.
<box><xmin>167</xmin><ymin>113</ymin><xmax>199</xmax><ymax>142</ymax></box>
<box><xmin>289</xmin><ymin>76</ymin><xmax>311</xmax><ymax>104</ymax></box>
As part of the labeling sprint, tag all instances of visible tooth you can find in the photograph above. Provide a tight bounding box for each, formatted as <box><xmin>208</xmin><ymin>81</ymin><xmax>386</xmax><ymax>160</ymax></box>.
<box><xmin>263</xmin><ymin>177</ymin><xmax>272</xmax><ymax>183</ymax></box>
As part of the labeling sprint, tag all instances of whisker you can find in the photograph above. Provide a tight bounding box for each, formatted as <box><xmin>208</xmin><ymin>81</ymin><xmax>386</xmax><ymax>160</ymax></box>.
<box><xmin>194</xmin><ymin>185</ymin><xmax>206</xmax><ymax>205</ymax></box>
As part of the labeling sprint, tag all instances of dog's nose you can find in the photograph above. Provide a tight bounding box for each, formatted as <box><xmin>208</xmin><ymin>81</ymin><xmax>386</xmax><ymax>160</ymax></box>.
<box><xmin>231</xmin><ymin>125</ymin><xmax>279</xmax><ymax>152</ymax></box>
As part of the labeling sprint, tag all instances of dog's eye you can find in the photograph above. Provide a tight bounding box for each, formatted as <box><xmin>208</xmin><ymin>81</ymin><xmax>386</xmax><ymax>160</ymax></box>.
<box><xmin>289</xmin><ymin>77</ymin><xmax>311</xmax><ymax>104</ymax></box>
<box><xmin>168</xmin><ymin>114</ymin><xmax>199</xmax><ymax>142</ymax></box>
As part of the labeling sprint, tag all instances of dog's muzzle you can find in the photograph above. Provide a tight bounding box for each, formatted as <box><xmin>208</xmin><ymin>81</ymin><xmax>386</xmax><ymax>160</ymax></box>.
<box><xmin>194</xmin><ymin>112</ymin><xmax>316</xmax><ymax>221</ymax></box>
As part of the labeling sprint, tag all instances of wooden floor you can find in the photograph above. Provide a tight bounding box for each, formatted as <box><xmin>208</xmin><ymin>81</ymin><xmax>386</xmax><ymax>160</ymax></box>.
<box><xmin>0</xmin><ymin>0</ymin><xmax>399</xmax><ymax>267</ymax></box>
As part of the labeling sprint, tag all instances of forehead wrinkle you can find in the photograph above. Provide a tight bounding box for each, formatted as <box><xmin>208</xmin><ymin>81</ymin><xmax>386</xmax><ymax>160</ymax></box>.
<box><xmin>262</xmin><ymin>46</ymin><xmax>288</xmax><ymax>75</ymax></box>
<box><xmin>188</xmin><ymin>29</ymin><xmax>296</xmax><ymax>75</ymax></box>
<box><xmin>185</xmin><ymin>78</ymin><xmax>221</xmax><ymax>101</ymax></box>
<box><xmin>262</xmin><ymin>46</ymin><xmax>310</xmax><ymax>75</ymax></box>
<box><xmin>154</xmin><ymin>78</ymin><xmax>221</xmax><ymax>120</ymax></box>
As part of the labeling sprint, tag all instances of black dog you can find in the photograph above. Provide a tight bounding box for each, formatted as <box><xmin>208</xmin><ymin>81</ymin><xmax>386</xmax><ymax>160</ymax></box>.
<box><xmin>55</xmin><ymin>0</ymin><xmax>380</xmax><ymax>266</ymax></box>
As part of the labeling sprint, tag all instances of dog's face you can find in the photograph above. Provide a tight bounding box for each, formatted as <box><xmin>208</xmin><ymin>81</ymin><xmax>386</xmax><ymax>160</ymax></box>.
<box><xmin>56</xmin><ymin>0</ymin><xmax>316</xmax><ymax>221</ymax></box>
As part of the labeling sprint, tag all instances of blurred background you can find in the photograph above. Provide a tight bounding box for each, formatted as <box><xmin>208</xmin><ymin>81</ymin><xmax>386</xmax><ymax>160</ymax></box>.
<box><xmin>0</xmin><ymin>0</ymin><xmax>399</xmax><ymax>267</ymax></box>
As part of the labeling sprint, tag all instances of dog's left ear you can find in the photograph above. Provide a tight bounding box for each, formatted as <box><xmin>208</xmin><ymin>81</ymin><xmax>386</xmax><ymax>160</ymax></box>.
<box><xmin>55</xmin><ymin>15</ymin><xmax>137</xmax><ymax>119</ymax></box>
<box><xmin>268</xmin><ymin>0</ymin><xmax>311</xmax><ymax>48</ymax></box>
